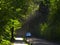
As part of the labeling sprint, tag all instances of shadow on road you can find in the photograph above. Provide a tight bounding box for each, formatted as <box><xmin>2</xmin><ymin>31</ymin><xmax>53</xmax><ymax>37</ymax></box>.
<box><xmin>26</xmin><ymin>37</ymin><xmax>60</xmax><ymax>45</ymax></box>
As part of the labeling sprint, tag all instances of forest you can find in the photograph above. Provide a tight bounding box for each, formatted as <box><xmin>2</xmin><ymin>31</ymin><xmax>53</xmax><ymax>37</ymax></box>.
<box><xmin>0</xmin><ymin>0</ymin><xmax>60</xmax><ymax>45</ymax></box>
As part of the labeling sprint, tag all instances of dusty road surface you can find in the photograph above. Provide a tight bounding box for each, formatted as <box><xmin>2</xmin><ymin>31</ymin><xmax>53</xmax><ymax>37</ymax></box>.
<box><xmin>14</xmin><ymin>37</ymin><xmax>28</xmax><ymax>45</ymax></box>
<box><xmin>14</xmin><ymin>37</ymin><xmax>60</xmax><ymax>45</ymax></box>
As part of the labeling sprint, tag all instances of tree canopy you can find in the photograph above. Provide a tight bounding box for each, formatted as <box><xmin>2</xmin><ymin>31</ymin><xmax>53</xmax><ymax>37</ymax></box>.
<box><xmin>0</xmin><ymin>0</ymin><xmax>60</xmax><ymax>45</ymax></box>
<box><xmin>0</xmin><ymin>0</ymin><xmax>36</xmax><ymax>45</ymax></box>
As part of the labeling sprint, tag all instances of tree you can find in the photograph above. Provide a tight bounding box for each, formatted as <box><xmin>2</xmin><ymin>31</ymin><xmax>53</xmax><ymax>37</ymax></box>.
<box><xmin>0</xmin><ymin>0</ymin><xmax>35</xmax><ymax>44</ymax></box>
